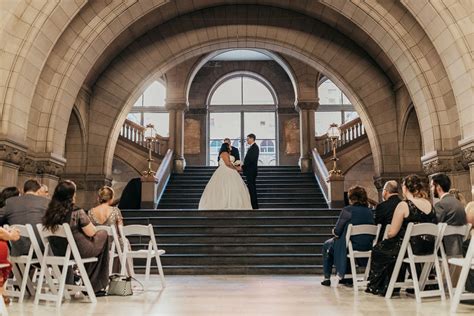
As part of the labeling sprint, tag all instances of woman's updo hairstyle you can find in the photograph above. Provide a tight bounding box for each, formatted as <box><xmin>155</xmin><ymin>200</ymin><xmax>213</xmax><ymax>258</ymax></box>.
<box><xmin>402</xmin><ymin>174</ymin><xmax>428</xmax><ymax>199</ymax></box>
<box><xmin>98</xmin><ymin>186</ymin><xmax>115</xmax><ymax>204</ymax></box>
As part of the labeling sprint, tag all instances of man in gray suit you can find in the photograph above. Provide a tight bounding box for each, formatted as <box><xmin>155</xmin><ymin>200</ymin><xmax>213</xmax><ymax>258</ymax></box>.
<box><xmin>0</xmin><ymin>179</ymin><xmax>49</xmax><ymax>256</ymax></box>
<box><xmin>431</xmin><ymin>173</ymin><xmax>467</xmax><ymax>257</ymax></box>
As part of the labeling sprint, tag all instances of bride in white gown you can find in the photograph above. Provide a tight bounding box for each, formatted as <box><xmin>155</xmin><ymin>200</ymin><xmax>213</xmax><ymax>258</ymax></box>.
<box><xmin>198</xmin><ymin>143</ymin><xmax>253</xmax><ymax>210</ymax></box>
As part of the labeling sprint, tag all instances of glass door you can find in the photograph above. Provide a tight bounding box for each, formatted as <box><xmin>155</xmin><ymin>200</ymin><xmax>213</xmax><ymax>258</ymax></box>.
<box><xmin>208</xmin><ymin>112</ymin><xmax>241</xmax><ymax>166</ymax></box>
<box><xmin>244</xmin><ymin>112</ymin><xmax>277</xmax><ymax>166</ymax></box>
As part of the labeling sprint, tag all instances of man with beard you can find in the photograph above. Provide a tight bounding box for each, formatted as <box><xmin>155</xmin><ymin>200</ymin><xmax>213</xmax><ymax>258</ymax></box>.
<box><xmin>431</xmin><ymin>173</ymin><xmax>467</xmax><ymax>257</ymax></box>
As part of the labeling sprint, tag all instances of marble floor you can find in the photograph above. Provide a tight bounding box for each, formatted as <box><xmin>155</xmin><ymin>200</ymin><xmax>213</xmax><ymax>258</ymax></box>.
<box><xmin>6</xmin><ymin>275</ymin><xmax>474</xmax><ymax>316</ymax></box>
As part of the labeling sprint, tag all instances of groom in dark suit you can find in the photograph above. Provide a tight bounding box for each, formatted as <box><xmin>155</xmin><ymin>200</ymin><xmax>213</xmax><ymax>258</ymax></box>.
<box><xmin>242</xmin><ymin>133</ymin><xmax>259</xmax><ymax>209</ymax></box>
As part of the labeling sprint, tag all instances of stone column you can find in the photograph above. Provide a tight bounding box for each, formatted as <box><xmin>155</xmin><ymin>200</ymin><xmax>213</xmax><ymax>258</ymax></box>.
<box><xmin>166</xmin><ymin>102</ymin><xmax>187</xmax><ymax>173</ymax></box>
<box><xmin>296</xmin><ymin>101</ymin><xmax>318</xmax><ymax>173</ymax></box>
<box><xmin>327</xmin><ymin>173</ymin><xmax>345</xmax><ymax>208</ymax></box>
<box><xmin>0</xmin><ymin>141</ymin><xmax>26</xmax><ymax>190</ymax></box>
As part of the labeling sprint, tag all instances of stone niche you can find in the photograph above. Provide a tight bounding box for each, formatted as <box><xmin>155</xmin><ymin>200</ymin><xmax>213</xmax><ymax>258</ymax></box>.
<box><xmin>184</xmin><ymin>118</ymin><xmax>201</xmax><ymax>155</ymax></box>
<box><xmin>284</xmin><ymin>117</ymin><xmax>300</xmax><ymax>155</ymax></box>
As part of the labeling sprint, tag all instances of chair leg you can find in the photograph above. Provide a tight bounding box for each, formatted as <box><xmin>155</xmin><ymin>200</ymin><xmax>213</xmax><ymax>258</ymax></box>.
<box><xmin>451</xmin><ymin>262</ymin><xmax>470</xmax><ymax>314</ymax></box>
<box><xmin>442</xmin><ymin>258</ymin><xmax>453</xmax><ymax>298</ymax></box>
<box><xmin>409</xmin><ymin>261</ymin><xmax>422</xmax><ymax>304</ymax></box>
<box><xmin>155</xmin><ymin>255</ymin><xmax>166</xmax><ymax>288</ymax></box>
<box><xmin>18</xmin><ymin>262</ymin><xmax>31</xmax><ymax>303</ymax></box>
<box><xmin>75</xmin><ymin>262</ymin><xmax>96</xmax><ymax>304</ymax></box>
<box><xmin>434</xmin><ymin>259</ymin><xmax>446</xmax><ymax>300</ymax></box>
<box><xmin>145</xmin><ymin>254</ymin><xmax>151</xmax><ymax>290</ymax></box>
<box><xmin>349</xmin><ymin>255</ymin><xmax>358</xmax><ymax>291</ymax></box>
<box><xmin>34</xmin><ymin>261</ymin><xmax>47</xmax><ymax>305</ymax></box>
<box><xmin>385</xmin><ymin>257</ymin><xmax>404</xmax><ymax>299</ymax></box>
<box><xmin>55</xmin><ymin>264</ymin><xmax>70</xmax><ymax>308</ymax></box>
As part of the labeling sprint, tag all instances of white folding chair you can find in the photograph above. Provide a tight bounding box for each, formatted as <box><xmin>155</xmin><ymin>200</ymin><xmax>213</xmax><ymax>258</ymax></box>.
<box><xmin>0</xmin><ymin>263</ymin><xmax>10</xmax><ymax>316</ymax></box>
<box><xmin>449</xmin><ymin>230</ymin><xmax>474</xmax><ymax>313</ymax></box>
<box><xmin>439</xmin><ymin>224</ymin><xmax>472</xmax><ymax>298</ymax></box>
<box><xmin>34</xmin><ymin>224</ymin><xmax>97</xmax><ymax>307</ymax></box>
<box><xmin>5</xmin><ymin>224</ymin><xmax>45</xmax><ymax>303</ymax></box>
<box><xmin>385</xmin><ymin>223</ymin><xmax>446</xmax><ymax>303</ymax></box>
<box><xmin>120</xmin><ymin>224</ymin><xmax>166</xmax><ymax>289</ymax></box>
<box><xmin>345</xmin><ymin>224</ymin><xmax>381</xmax><ymax>291</ymax></box>
<box><xmin>96</xmin><ymin>225</ymin><xmax>123</xmax><ymax>275</ymax></box>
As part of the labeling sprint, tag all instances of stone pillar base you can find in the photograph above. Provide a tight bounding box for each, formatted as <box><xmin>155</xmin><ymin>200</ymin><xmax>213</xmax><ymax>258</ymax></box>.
<box><xmin>0</xmin><ymin>161</ymin><xmax>20</xmax><ymax>190</ymax></box>
<box><xmin>173</xmin><ymin>158</ymin><xmax>186</xmax><ymax>174</ymax></box>
<box><xmin>141</xmin><ymin>174</ymin><xmax>158</xmax><ymax>209</ymax></box>
<box><xmin>299</xmin><ymin>157</ymin><xmax>312</xmax><ymax>173</ymax></box>
<box><xmin>327</xmin><ymin>173</ymin><xmax>345</xmax><ymax>208</ymax></box>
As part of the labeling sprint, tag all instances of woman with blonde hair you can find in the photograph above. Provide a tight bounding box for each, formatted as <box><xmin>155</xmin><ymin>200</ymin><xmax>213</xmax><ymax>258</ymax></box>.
<box><xmin>366</xmin><ymin>174</ymin><xmax>437</xmax><ymax>295</ymax></box>
<box><xmin>88</xmin><ymin>186</ymin><xmax>123</xmax><ymax>229</ymax></box>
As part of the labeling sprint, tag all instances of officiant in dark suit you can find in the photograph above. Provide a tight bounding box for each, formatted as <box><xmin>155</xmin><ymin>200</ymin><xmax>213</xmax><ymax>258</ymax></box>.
<box><xmin>242</xmin><ymin>134</ymin><xmax>259</xmax><ymax>209</ymax></box>
<box><xmin>218</xmin><ymin>138</ymin><xmax>240</xmax><ymax>162</ymax></box>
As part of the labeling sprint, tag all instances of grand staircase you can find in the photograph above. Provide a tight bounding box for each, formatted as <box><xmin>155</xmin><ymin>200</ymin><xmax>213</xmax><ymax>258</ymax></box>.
<box><xmin>122</xmin><ymin>166</ymin><xmax>340</xmax><ymax>274</ymax></box>
<box><xmin>158</xmin><ymin>166</ymin><xmax>328</xmax><ymax>209</ymax></box>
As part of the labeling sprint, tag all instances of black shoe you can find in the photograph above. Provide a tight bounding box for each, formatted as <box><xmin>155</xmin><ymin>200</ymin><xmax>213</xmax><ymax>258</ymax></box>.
<box><xmin>95</xmin><ymin>290</ymin><xmax>107</xmax><ymax>297</ymax></box>
<box><xmin>406</xmin><ymin>288</ymin><xmax>415</xmax><ymax>294</ymax></box>
<box><xmin>321</xmin><ymin>279</ymin><xmax>331</xmax><ymax>287</ymax></box>
<box><xmin>339</xmin><ymin>278</ymin><xmax>353</xmax><ymax>287</ymax></box>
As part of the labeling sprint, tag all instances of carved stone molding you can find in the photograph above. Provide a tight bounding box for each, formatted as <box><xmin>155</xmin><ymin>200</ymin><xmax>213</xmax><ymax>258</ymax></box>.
<box><xmin>278</xmin><ymin>107</ymin><xmax>298</xmax><ymax>114</ymax></box>
<box><xmin>186</xmin><ymin>108</ymin><xmax>207</xmax><ymax>115</ymax></box>
<box><xmin>0</xmin><ymin>143</ymin><xmax>27</xmax><ymax>166</ymax></box>
<box><xmin>295</xmin><ymin>101</ymin><xmax>319</xmax><ymax>111</ymax></box>
<box><xmin>461</xmin><ymin>146</ymin><xmax>473</xmax><ymax>170</ymax></box>
<box><xmin>62</xmin><ymin>174</ymin><xmax>112</xmax><ymax>191</ymax></box>
<box><xmin>19</xmin><ymin>158</ymin><xmax>65</xmax><ymax>177</ymax></box>
<box><xmin>422</xmin><ymin>158</ymin><xmax>451</xmax><ymax>175</ymax></box>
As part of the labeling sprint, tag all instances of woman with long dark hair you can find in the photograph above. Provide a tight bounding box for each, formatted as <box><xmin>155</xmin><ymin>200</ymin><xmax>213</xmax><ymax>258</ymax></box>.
<box><xmin>43</xmin><ymin>180</ymin><xmax>109</xmax><ymax>296</ymax></box>
<box><xmin>198</xmin><ymin>142</ymin><xmax>252</xmax><ymax>210</ymax></box>
<box><xmin>366</xmin><ymin>174</ymin><xmax>437</xmax><ymax>295</ymax></box>
<box><xmin>0</xmin><ymin>186</ymin><xmax>20</xmax><ymax>209</ymax></box>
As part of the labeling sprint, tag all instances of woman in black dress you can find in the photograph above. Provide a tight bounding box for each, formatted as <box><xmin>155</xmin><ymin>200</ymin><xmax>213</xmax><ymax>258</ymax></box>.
<box><xmin>366</xmin><ymin>174</ymin><xmax>437</xmax><ymax>295</ymax></box>
<box><xmin>43</xmin><ymin>180</ymin><xmax>109</xmax><ymax>296</ymax></box>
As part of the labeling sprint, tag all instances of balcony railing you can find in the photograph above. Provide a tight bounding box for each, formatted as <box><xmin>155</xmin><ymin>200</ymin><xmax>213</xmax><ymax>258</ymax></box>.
<box><xmin>315</xmin><ymin>117</ymin><xmax>366</xmax><ymax>156</ymax></box>
<box><xmin>120</xmin><ymin>119</ymin><xmax>169</xmax><ymax>155</ymax></box>
<box><xmin>209</xmin><ymin>138</ymin><xmax>277</xmax><ymax>166</ymax></box>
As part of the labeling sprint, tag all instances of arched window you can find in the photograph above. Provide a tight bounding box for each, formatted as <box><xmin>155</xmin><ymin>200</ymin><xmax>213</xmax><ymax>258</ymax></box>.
<box><xmin>260</xmin><ymin>139</ymin><xmax>275</xmax><ymax>153</ymax></box>
<box><xmin>209</xmin><ymin>75</ymin><xmax>276</xmax><ymax>106</ymax></box>
<box><xmin>315</xmin><ymin>78</ymin><xmax>359</xmax><ymax>136</ymax></box>
<box><xmin>127</xmin><ymin>80</ymin><xmax>169</xmax><ymax>137</ymax></box>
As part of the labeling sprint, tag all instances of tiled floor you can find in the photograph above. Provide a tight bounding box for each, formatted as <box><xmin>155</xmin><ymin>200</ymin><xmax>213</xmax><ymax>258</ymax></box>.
<box><xmin>6</xmin><ymin>275</ymin><xmax>474</xmax><ymax>315</ymax></box>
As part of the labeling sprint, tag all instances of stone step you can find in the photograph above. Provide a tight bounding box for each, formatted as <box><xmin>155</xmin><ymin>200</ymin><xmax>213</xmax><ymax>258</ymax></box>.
<box><xmin>159</xmin><ymin>197</ymin><xmax>326</xmax><ymax>204</ymax></box>
<box><xmin>121</xmin><ymin>209</ymin><xmax>340</xmax><ymax>217</ymax></box>
<box><xmin>124</xmin><ymin>216</ymin><xmax>337</xmax><ymax>226</ymax></box>
<box><xmin>145</xmin><ymin>224</ymin><xmax>332</xmax><ymax>234</ymax></box>
<box><xmin>157</xmin><ymin>203</ymin><xmax>329</xmax><ymax>209</ymax></box>
<box><xmin>133</xmin><ymin>265</ymin><xmax>323</xmax><ymax>275</ymax></box>
<box><xmin>131</xmin><ymin>243</ymin><xmax>323</xmax><ymax>254</ymax></box>
<box><xmin>136</xmin><ymin>253</ymin><xmax>323</xmax><ymax>265</ymax></box>
<box><xmin>150</xmin><ymin>233</ymin><xmax>333</xmax><ymax>244</ymax></box>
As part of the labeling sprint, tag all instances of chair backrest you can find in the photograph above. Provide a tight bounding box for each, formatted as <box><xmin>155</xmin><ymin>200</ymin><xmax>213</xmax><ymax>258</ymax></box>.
<box><xmin>37</xmin><ymin>223</ymin><xmax>84</xmax><ymax>262</ymax></box>
<box><xmin>443</xmin><ymin>224</ymin><xmax>472</xmax><ymax>241</ymax></box>
<box><xmin>9</xmin><ymin>224</ymin><xmax>43</xmax><ymax>260</ymax></box>
<box><xmin>96</xmin><ymin>225</ymin><xmax>123</xmax><ymax>254</ymax></box>
<box><xmin>121</xmin><ymin>224</ymin><xmax>152</xmax><ymax>237</ymax></box>
<box><xmin>345</xmin><ymin>224</ymin><xmax>381</xmax><ymax>247</ymax></box>
<box><xmin>407</xmin><ymin>222</ymin><xmax>441</xmax><ymax>237</ymax></box>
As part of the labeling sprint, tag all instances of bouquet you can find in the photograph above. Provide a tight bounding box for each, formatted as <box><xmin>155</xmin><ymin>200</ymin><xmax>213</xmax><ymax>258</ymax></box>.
<box><xmin>233</xmin><ymin>160</ymin><xmax>242</xmax><ymax>167</ymax></box>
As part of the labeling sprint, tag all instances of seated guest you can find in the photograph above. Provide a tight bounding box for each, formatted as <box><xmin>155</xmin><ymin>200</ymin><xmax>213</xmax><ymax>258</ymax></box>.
<box><xmin>42</xmin><ymin>180</ymin><xmax>109</xmax><ymax>296</ymax></box>
<box><xmin>88</xmin><ymin>186</ymin><xmax>124</xmax><ymax>272</ymax></box>
<box><xmin>374</xmin><ymin>180</ymin><xmax>401</xmax><ymax>242</ymax></box>
<box><xmin>0</xmin><ymin>186</ymin><xmax>20</xmax><ymax>208</ymax></box>
<box><xmin>366</xmin><ymin>174</ymin><xmax>437</xmax><ymax>296</ymax></box>
<box><xmin>321</xmin><ymin>186</ymin><xmax>374</xmax><ymax>286</ymax></box>
<box><xmin>464</xmin><ymin>202</ymin><xmax>474</xmax><ymax>292</ymax></box>
<box><xmin>0</xmin><ymin>186</ymin><xmax>20</xmax><ymax>217</ymax></box>
<box><xmin>449</xmin><ymin>188</ymin><xmax>466</xmax><ymax>206</ymax></box>
<box><xmin>0</xmin><ymin>179</ymin><xmax>49</xmax><ymax>256</ymax></box>
<box><xmin>431</xmin><ymin>173</ymin><xmax>467</xmax><ymax>257</ymax></box>
<box><xmin>38</xmin><ymin>184</ymin><xmax>50</xmax><ymax>199</ymax></box>
<box><xmin>0</xmin><ymin>226</ymin><xmax>20</xmax><ymax>304</ymax></box>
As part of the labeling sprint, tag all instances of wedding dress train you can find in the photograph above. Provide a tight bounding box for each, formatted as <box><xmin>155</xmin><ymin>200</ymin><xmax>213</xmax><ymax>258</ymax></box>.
<box><xmin>198</xmin><ymin>156</ymin><xmax>253</xmax><ymax>210</ymax></box>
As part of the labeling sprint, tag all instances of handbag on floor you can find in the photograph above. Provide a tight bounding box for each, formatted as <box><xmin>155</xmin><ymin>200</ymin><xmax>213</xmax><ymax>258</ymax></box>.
<box><xmin>107</xmin><ymin>274</ymin><xmax>143</xmax><ymax>296</ymax></box>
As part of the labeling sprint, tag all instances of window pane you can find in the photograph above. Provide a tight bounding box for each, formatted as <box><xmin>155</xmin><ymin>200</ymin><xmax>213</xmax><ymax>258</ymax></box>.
<box><xmin>344</xmin><ymin>111</ymin><xmax>359</xmax><ymax>123</ymax></box>
<box><xmin>143</xmin><ymin>113</ymin><xmax>169</xmax><ymax>137</ymax></box>
<box><xmin>133</xmin><ymin>95</ymin><xmax>143</xmax><ymax>107</ymax></box>
<box><xmin>244</xmin><ymin>112</ymin><xmax>276</xmax><ymax>166</ymax></box>
<box><xmin>319</xmin><ymin>80</ymin><xmax>343</xmax><ymax>105</ymax></box>
<box><xmin>342</xmin><ymin>93</ymin><xmax>351</xmax><ymax>105</ymax></box>
<box><xmin>210</xmin><ymin>77</ymin><xmax>242</xmax><ymax>105</ymax></box>
<box><xmin>127</xmin><ymin>113</ymin><xmax>141</xmax><ymax>125</ymax></box>
<box><xmin>315</xmin><ymin>112</ymin><xmax>342</xmax><ymax>136</ymax></box>
<box><xmin>242</xmin><ymin>77</ymin><xmax>274</xmax><ymax>105</ymax></box>
<box><xmin>143</xmin><ymin>81</ymin><xmax>166</xmax><ymax>107</ymax></box>
<box><xmin>209</xmin><ymin>112</ymin><xmax>241</xmax><ymax>165</ymax></box>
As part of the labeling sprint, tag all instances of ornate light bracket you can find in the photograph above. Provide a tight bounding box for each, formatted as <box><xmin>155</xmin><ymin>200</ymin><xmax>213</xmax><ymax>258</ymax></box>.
<box><xmin>143</xmin><ymin>123</ymin><xmax>157</xmax><ymax>177</ymax></box>
<box><xmin>327</xmin><ymin>123</ymin><xmax>342</xmax><ymax>176</ymax></box>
